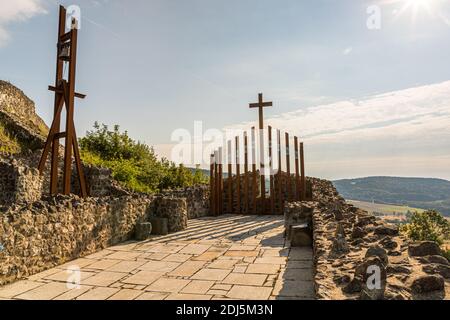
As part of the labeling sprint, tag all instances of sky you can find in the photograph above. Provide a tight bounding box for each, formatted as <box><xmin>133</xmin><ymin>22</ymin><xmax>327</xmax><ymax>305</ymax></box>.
<box><xmin>0</xmin><ymin>0</ymin><xmax>449</xmax><ymax>180</ymax></box>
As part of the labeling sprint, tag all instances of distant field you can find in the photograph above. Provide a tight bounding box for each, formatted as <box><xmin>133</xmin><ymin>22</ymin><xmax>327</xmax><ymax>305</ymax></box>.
<box><xmin>347</xmin><ymin>200</ymin><xmax>425</xmax><ymax>215</ymax></box>
<box><xmin>347</xmin><ymin>200</ymin><xmax>426</xmax><ymax>224</ymax></box>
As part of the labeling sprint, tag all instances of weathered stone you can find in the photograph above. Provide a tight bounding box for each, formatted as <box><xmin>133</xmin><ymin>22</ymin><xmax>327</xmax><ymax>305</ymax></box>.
<box><xmin>374</xmin><ymin>224</ymin><xmax>399</xmax><ymax>236</ymax></box>
<box><xmin>422</xmin><ymin>264</ymin><xmax>450</xmax><ymax>279</ymax></box>
<box><xmin>417</xmin><ymin>255</ymin><xmax>449</xmax><ymax>266</ymax></box>
<box><xmin>351</xmin><ymin>226</ymin><xmax>366</xmax><ymax>239</ymax></box>
<box><xmin>330</xmin><ymin>236</ymin><xmax>349</xmax><ymax>256</ymax></box>
<box><xmin>343</xmin><ymin>277</ymin><xmax>363</xmax><ymax>294</ymax></box>
<box><xmin>135</xmin><ymin>222</ymin><xmax>152</xmax><ymax>241</ymax></box>
<box><xmin>408</xmin><ymin>242</ymin><xmax>442</xmax><ymax>257</ymax></box>
<box><xmin>411</xmin><ymin>275</ymin><xmax>445</xmax><ymax>294</ymax></box>
<box><xmin>365</xmin><ymin>245</ymin><xmax>388</xmax><ymax>266</ymax></box>
<box><xmin>149</xmin><ymin>217</ymin><xmax>169</xmax><ymax>236</ymax></box>
<box><xmin>290</xmin><ymin>224</ymin><xmax>312</xmax><ymax>247</ymax></box>
<box><xmin>380</xmin><ymin>237</ymin><xmax>398</xmax><ymax>250</ymax></box>
<box><xmin>386</xmin><ymin>265</ymin><xmax>411</xmax><ymax>275</ymax></box>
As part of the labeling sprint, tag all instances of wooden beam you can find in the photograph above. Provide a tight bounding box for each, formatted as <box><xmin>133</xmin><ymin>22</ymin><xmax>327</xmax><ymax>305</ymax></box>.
<box><xmin>244</xmin><ymin>131</ymin><xmax>249</xmax><ymax>214</ymax></box>
<box><xmin>251</xmin><ymin>127</ymin><xmax>257</xmax><ymax>215</ymax></box>
<box><xmin>295</xmin><ymin>136</ymin><xmax>300</xmax><ymax>201</ymax></box>
<box><xmin>235</xmin><ymin>136</ymin><xmax>241</xmax><ymax>214</ymax></box>
<box><xmin>227</xmin><ymin>141</ymin><xmax>233</xmax><ymax>214</ymax></box>
<box><xmin>277</xmin><ymin>130</ymin><xmax>283</xmax><ymax>214</ymax></box>
<box><xmin>285</xmin><ymin>132</ymin><xmax>292</xmax><ymax>201</ymax></box>
<box><xmin>210</xmin><ymin>154</ymin><xmax>215</xmax><ymax>215</ymax></box>
<box><xmin>300</xmin><ymin>143</ymin><xmax>306</xmax><ymax>201</ymax></box>
<box><xmin>269</xmin><ymin>126</ymin><xmax>275</xmax><ymax>214</ymax></box>
<box><xmin>48</xmin><ymin>86</ymin><xmax>86</xmax><ymax>99</ymax></box>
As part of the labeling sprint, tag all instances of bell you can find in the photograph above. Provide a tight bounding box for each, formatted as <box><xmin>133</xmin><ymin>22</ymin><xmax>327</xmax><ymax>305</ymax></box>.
<box><xmin>59</xmin><ymin>43</ymin><xmax>70</xmax><ymax>61</ymax></box>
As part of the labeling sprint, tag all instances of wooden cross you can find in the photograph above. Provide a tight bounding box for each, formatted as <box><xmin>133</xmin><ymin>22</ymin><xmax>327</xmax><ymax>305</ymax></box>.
<box><xmin>249</xmin><ymin>93</ymin><xmax>273</xmax><ymax>131</ymax></box>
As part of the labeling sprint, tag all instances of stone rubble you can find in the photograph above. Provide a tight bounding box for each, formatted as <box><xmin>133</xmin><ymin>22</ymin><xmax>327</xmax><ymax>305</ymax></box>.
<box><xmin>307</xmin><ymin>178</ymin><xmax>449</xmax><ymax>300</ymax></box>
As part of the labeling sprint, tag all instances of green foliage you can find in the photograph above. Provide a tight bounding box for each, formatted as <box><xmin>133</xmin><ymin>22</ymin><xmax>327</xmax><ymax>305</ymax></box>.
<box><xmin>79</xmin><ymin>123</ymin><xmax>208</xmax><ymax>193</ymax></box>
<box><xmin>443</xmin><ymin>249</ymin><xmax>450</xmax><ymax>262</ymax></box>
<box><xmin>0</xmin><ymin>122</ymin><xmax>21</xmax><ymax>154</ymax></box>
<box><xmin>400</xmin><ymin>210</ymin><xmax>450</xmax><ymax>245</ymax></box>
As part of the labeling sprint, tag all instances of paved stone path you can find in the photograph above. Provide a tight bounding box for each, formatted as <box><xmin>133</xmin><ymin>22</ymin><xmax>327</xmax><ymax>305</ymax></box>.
<box><xmin>0</xmin><ymin>215</ymin><xmax>315</xmax><ymax>300</ymax></box>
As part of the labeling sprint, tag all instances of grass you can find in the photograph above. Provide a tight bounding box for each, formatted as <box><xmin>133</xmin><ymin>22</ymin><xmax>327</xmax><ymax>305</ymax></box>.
<box><xmin>0</xmin><ymin>122</ymin><xmax>20</xmax><ymax>154</ymax></box>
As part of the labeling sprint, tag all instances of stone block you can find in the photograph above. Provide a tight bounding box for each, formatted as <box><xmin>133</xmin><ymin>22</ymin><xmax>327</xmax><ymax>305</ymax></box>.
<box><xmin>289</xmin><ymin>224</ymin><xmax>312</xmax><ymax>247</ymax></box>
<box><xmin>150</xmin><ymin>217</ymin><xmax>169</xmax><ymax>235</ymax></box>
<box><xmin>135</xmin><ymin>222</ymin><xmax>152</xmax><ymax>241</ymax></box>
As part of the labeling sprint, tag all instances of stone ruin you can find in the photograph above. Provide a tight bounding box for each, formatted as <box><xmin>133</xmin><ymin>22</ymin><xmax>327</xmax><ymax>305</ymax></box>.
<box><xmin>0</xmin><ymin>153</ymin><xmax>210</xmax><ymax>286</ymax></box>
<box><xmin>284</xmin><ymin>178</ymin><xmax>449</xmax><ymax>300</ymax></box>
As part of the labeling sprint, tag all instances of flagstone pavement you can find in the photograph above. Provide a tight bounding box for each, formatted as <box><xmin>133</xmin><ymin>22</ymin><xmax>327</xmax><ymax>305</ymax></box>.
<box><xmin>0</xmin><ymin>215</ymin><xmax>315</xmax><ymax>300</ymax></box>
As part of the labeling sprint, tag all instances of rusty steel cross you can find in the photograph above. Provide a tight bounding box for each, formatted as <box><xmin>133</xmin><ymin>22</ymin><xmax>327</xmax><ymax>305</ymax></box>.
<box><xmin>249</xmin><ymin>93</ymin><xmax>273</xmax><ymax>131</ymax></box>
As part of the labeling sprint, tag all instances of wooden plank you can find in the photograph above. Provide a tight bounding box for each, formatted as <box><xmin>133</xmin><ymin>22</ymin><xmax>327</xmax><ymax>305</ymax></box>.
<box><xmin>227</xmin><ymin>141</ymin><xmax>233</xmax><ymax>214</ymax></box>
<box><xmin>48</xmin><ymin>86</ymin><xmax>86</xmax><ymax>99</ymax></box>
<box><xmin>277</xmin><ymin>130</ymin><xmax>283</xmax><ymax>214</ymax></box>
<box><xmin>218</xmin><ymin>148</ymin><xmax>224</xmax><ymax>215</ymax></box>
<box><xmin>235</xmin><ymin>136</ymin><xmax>241</xmax><ymax>214</ymax></box>
<box><xmin>294</xmin><ymin>136</ymin><xmax>300</xmax><ymax>201</ymax></box>
<box><xmin>300</xmin><ymin>142</ymin><xmax>306</xmax><ymax>201</ymax></box>
<box><xmin>72</xmin><ymin>130</ymin><xmax>88</xmax><ymax>197</ymax></box>
<box><xmin>50</xmin><ymin>5</ymin><xmax>66</xmax><ymax>195</ymax></box>
<box><xmin>251</xmin><ymin>127</ymin><xmax>257</xmax><ymax>215</ymax></box>
<box><xmin>268</xmin><ymin>126</ymin><xmax>275</xmax><ymax>214</ymax></box>
<box><xmin>244</xmin><ymin>131</ymin><xmax>249</xmax><ymax>214</ymax></box>
<box><xmin>214</xmin><ymin>151</ymin><xmax>220</xmax><ymax>216</ymax></box>
<box><xmin>210</xmin><ymin>154</ymin><xmax>215</xmax><ymax>215</ymax></box>
<box><xmin>38</xmin><ymin>94</ymin><xmax>65</xmax><ymax>173</ymax></box>
<box><xmin>285</xmin><ymin>132</ymin><xmax>292</xmax><ymax>201</ymax></box>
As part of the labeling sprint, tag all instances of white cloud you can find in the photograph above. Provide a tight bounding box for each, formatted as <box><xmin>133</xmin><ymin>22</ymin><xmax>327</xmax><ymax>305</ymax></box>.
<box><xmin>342</xmin><ymin>47</ymin><xmax>353</xmax><ymax>55</ymax></box>
<box><xmin>226</xmin><ymin>81</ymin><xmax>450</xmax><ymax>179</ymax></box>
<box><xmin>0</xmin><ymin>0</ymin><xmax>46</xmax><ymax>47</ymax></box>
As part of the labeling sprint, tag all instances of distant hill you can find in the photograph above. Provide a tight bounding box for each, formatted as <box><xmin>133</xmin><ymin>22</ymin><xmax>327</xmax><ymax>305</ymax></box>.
<box><xmin>333</xmin><ymin>177</ymin><xmax>450</xmax><ymax>216</ymax></box>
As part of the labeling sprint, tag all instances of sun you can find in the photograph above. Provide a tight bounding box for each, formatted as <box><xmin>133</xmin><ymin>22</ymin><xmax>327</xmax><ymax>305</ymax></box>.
<box><xmin>391</xmin><ymin>0</ymin><xmax>442</xmax><ymax>21</ymax></box>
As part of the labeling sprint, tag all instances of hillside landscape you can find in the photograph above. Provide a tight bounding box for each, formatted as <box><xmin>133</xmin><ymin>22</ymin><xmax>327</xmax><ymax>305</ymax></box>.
<box><xmin>334</xmin><ymin>177</ymin><xmax>450</xmax><ymax>217</ymax></box>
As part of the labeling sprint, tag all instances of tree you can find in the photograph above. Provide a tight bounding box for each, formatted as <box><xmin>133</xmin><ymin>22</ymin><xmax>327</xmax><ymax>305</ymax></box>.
<box><xmin>79</xmin><ymin>123</ymin><xmax>208</xmax><ymax>193</ymax></box>
<box><xmin>400</xmin><ymin>210</ymin><xmax>450</xmax><ymax>245</ymax></box>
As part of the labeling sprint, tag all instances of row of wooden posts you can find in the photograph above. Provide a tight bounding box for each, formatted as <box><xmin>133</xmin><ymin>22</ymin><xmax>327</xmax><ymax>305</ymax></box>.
<box><xmin>210</xmin><ymin>126</ymin><xmax>306</xmax><ymax>216</ymax></box>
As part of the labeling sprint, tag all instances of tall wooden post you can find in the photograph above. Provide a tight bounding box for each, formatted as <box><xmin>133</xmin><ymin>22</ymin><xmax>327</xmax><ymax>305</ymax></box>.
<box><xmin>227</xmin><ymin>141</ymin><xmax>233</xmax><ymax>214</ymax></box>
<box><xmin>218</xmin><ymin>147</ymin><xmax>224</xmax><ymax>215</ymax></box>
<box><xmin>214</xmin><ymin>150</ymin><xmax>220</xmax><ymax>215</ymax></box>
<box><xmin>294</xmin><ymin>136</ymin><xmax>301</xmax><ymax>201</ymax></box>
<box><xmin>268</xmin><ymin>126</ymin><xmax>275</xmax><ymax>214</ymax></box>
<box><xmin>244</xmin><ymin>132</ymin><xmax>249</xmax><ymax>214</ymax></box>
<box><xmin>285</xmin><ymin>133</ymin><xmax>292</xmax><ymax>201</ymax></box>
<box><xmin>235</xmin><ymin>136</ymin><xmax>241</xmax><ymax>214</ymax></box>
<box><xmin>210</xmin><ymin>154</ymin><xmax>216</xmax><ymax>215</ymax></box>
<box><xmin>251</xmin><ymin>127</ymin><xmax>258</xmax><ymax>215</ymax></box>
<box><xmin>300</xmin><ymin>142</ymin><xmax>307</xmax><ymax>201</ymax></box>
<box><xmin>277</xmin><ymin>130</ymin><xmax>283</xmax><ymax>214</ymax></box>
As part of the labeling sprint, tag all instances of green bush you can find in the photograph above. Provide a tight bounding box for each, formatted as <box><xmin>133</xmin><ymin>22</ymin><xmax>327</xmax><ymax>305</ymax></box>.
<box><xmin>79</xmin><ymin>122</ymin><xmax>208</xmax><ymax>193</ymax></box>
<box><xmin>400</xmin><ymin>210</ymin><xmax>450</xmax><ymax>245</ymax></box>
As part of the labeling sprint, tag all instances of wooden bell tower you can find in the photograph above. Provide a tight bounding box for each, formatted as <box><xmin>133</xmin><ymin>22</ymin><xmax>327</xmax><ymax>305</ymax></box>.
<box><xmin>38</xmin><ymin>5</ymin><xmax>88</xmax><ymax>197</ymax></box>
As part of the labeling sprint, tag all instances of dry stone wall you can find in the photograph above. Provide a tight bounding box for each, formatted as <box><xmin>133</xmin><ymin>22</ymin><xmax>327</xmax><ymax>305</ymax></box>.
<box><xmin>0</xmin><ymin>157</ymin><xmax>211</xmax><ymax>286</ymax></box>
<box><xmin>304</xmin><ymin>178</ymin><xmax>449</xmax><ymax>300</ymax></box>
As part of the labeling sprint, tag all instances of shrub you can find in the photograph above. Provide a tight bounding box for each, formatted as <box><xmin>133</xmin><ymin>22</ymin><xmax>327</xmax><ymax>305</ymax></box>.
<box><xmin>79</xmin><ymin>122</ymin><xmax>208</xmax><ymax>193</ymax></box>
<box><xmin>400</xmin><ymin>210</ymin><xmax>450</xmax><ymax>245</ymax></box>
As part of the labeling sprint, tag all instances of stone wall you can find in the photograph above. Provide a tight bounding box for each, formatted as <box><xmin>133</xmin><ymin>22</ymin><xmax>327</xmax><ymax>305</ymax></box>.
<box><xmin>160</xmin><ymin>185</ymin><xmax>210</xmax><ymax>219</ymax></box>
<box><xmin>0</xmin><ymin>194</ymin><xmax>153</xmax><ymax>285</ymax></box>
<box><xmin>304</xmin><ymin>178</ymin><xmax>449</xmax><ymax>300</ymax></box>
<box><xmin>0</xmin><ymin>158</ymin><xmax>43</xmax><ymax>206</ymax></box>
